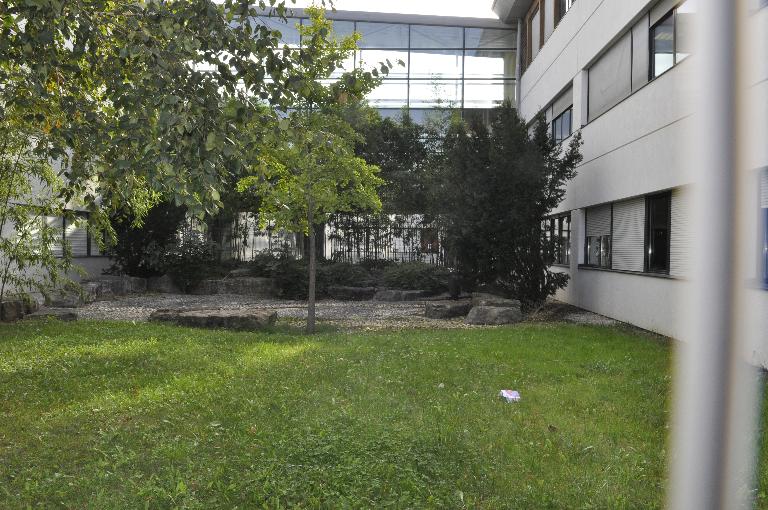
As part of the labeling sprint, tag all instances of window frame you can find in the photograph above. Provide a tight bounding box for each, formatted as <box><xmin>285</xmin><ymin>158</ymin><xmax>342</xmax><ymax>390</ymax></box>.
<box><xmin>555</xmin><ymin>0</ymin><xmax>576</xmax><ymax>26</ymax></box>
<box><xmin>644</xmin><ymin>192</ymin><xmax>672</xmax><ymax>274</ymax></box>
<box><xmin>649</xmin><ymin>1</ymin><xmax>695</xmax><ymax>81</ymax></box>
<box><xmin>525</xmin><ymin>0</ymin><xmax>544</xmax><ymax>67</ymax></box>
<box><xmin>544</xmin><ymin>213</ymin><xmax>572</xmax><ymax>266</ymax></box>
<box><xmin>551</xmin><ymin>106</ymin><xmax>573</xmax><ymax>144</ymax></box>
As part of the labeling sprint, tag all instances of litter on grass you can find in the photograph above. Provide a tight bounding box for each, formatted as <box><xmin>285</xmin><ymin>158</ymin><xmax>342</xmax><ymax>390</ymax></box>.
<box><xmin>499</xmin><ymin>390</ymin><xmax>521</xmax><ymax>402</ymax></box>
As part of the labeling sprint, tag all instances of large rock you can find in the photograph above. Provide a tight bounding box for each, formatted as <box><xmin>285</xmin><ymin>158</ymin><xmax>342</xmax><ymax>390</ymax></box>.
<box><xmin>147</xmin><ymin>275</ymin><xmax>182</xmax><ymax>294</ymax></box>
<box><xmin>190</xmin><ymin>277</ymin><xmax>275</xmax><ymax>297</ymax></box>
<box><xmin>465</xmin><ymin>305</ymin><xmax>523</xmax><ymax>325</ymax></box>
<box><xmin>424</xmin><ymin>300</ymin><xmax>473</xmax><ymax>319</ymax></box>
<box><xmin>0</xmin><ymin>300</ymin><xmax>24</xmax><ymax>322</ymax></box>
<box><xmin>373</xmin><ymin>289</ymin><xmax>431</xmax><ymax>302</ymax></box>
<box><xmin>327</xmin><ymin>286</ymin><xmax>376</xmax><ymax>301</ymax></box>
<box><xmin>150</xmin><ymin>308</ymin><xmax>277</xmax><ymax>331</ymax></box>
<box><xmin>226</xmin><ymin>268</ymin><xmax>253</xmax><ymax>278</ymax></box>
<box><xmin>82</xmin><ymin>281</ymin><xmax>115</xmax><ymax>302</ymax></box>
<box><xmin>82</xmin><ymin>276</ymin><xmax>147</xmax><ymax>296</ymax></box>
<box><xmin>25</xmin><ymin>309</ymin><xmax>78</xmax><ymax>322</ymax></box>
<box><xmin>46</xmin><ymin>290</ymin><xmax>84</xmax><ymax>308</ymax></box>
<box><xmin>471</xmin><ymin>292</ymin><xmax>521</xmax><ymax>309</ymax></box>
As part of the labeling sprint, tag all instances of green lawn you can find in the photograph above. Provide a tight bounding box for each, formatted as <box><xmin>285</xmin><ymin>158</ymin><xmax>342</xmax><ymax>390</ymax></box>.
<box><xmin>0</xmin><ymin>320</ymin><xmax>762</xmax><ymax>508</ymax></box>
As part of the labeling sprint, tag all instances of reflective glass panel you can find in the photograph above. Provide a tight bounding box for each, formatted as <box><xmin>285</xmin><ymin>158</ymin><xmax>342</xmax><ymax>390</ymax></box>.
<box><xmin>407</xmin><ymin>108</ymin><xmax>452</xmax><ymax>126</ymax></box>
<box><xmin>651</xmin><ymin>12</ymin><xmax>674</xmax><ymax>78</ymax></box>
<box><xmin>464</xmin><ymin>50</ymin><xmax>516</xmax><ymax>79</ymax></box>
<box><xmin>331</xmin><ymin>20</ymin><xmax>356</xmax><ymax>39</ymax></box>
<box><xmin>409</xmin><ymin>80</ymin><xmax>462</xmax><ymax>108</ymax></box>
<box><xmin>409</xmin><ymin>50</ymin><xmax>463</xmax><ymax>79</ymax></box>
<box><xmin>530</xmin><ymin>8</ymin><xmax>541</xmax><ymax>59</ymax></box>
<box><xmin>330</xmin><ymin>54</ymin><xmax>356</xmax><ymax>78</ymax></box>
<box><xmin>356</xmin><ymin>22</ymin><xmax>409</xmax><ymax>48</ymax></box>
<box><xmin>463</xmin><ymin>80</ymin><xmax>515</xmax><ymax>108</ymax></box>
<box><xmin>253</xmin><ymin>17</ymin><xmax>302</xmax><ymax>47</ymax></box>
<box><xmin>357</xmin><ymin>50</ymin><xmax>408</xmax><ymax>78</ymax></box>
<box><xmin>366</xmin><ymin>80</ymin><xmax>408</xmax><ymax>108</ymax></box>
<box><xmin>465</xmin><ymin>28</ymin><xmax>516</xmax><ymax>49</ymax></box>
<box><xmin>410</xmin><ymin>25</ymin><xmax>463</xmax><ymax>49</ymax></box>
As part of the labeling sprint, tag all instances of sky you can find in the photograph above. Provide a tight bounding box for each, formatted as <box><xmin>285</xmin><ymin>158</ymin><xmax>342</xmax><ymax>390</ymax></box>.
<box><xmin>288</xmin><ymin>0</ymin><xmax>499</xmax><ymax>19</ymax></box>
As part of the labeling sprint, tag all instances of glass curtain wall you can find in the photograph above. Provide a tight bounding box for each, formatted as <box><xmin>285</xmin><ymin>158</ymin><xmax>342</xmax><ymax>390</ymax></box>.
<box><xmin>254</xmin><ymin>15</ymin><xmax>517</xmax><ymax>121</ymax></box>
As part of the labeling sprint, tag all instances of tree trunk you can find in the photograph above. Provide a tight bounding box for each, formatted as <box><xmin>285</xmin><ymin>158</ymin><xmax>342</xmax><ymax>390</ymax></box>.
<box><xmin>307</xmin><ymin>199</ymin><xmax>316</xmax><ymax>334</ymax></box>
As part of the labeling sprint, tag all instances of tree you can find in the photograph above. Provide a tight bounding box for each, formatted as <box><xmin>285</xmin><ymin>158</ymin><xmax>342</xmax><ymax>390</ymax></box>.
<box><xmin>0</xmin><ymin>118</ymin><xmax>79</xmax><ymax>302</ymax></box>
<box><xmin>238</xmin><ymin>8</ymin><xmax>385</xmax><ymax>332</ymax></box>
<box><xmin>0</xmin><ymin>1</ymin><xmax>331</xmax><ymax>297</ymax></box>
<box><xmin>439</xmin><ymin>102</ymin><xmax>583</xmax><ymax>311</ymax></box>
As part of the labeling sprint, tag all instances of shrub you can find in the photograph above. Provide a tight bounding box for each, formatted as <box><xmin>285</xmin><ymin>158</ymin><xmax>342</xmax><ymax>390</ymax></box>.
<box><xmin>162</xmin><ymin>230</ymin><xmax>217</xmax><ymax>293</ymax></box>
<box><xmin>380</xmin><ymin>262</ymin><xmax>451</xmax><ymax>294</ymax></box>
<box><xmin>318</xmin><ymin>263</ymin><xmax>375</xmax><ymax>289</ymax></box>
<box><xmin>270</xmin><ymin>251</ymin><xmax>309</xmax><ymax>300</ymax></box>
<box><xmin>247</xmin><ymin>251</ymin><xmax>280</xmax><ymax>278</ymax></box>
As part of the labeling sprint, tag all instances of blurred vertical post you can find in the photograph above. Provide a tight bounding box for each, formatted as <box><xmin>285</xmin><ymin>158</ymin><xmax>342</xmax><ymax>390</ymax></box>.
<box><xmin>668</xmin><ymin>0</ymin><xmax>763</xmax><ymax>509</ymax></box>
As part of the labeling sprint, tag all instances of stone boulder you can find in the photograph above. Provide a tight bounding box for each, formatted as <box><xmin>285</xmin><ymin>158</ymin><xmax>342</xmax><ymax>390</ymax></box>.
<box><xmin>82</xmin><ymin>275</ymin><xmax>147</xmax><ymax>296</ymax></box>
<box><xmin>226</xmin><ymin>268</ymin><xmax>253</xmax><ymax>278</ymax></box>
<box><xmin>25</xmin><ymin>309</ymin><xmax>78</xmax><ymax>322</ymax></box>
<box><xmin>45</xmin><ymin>290</ymin><xmax>84</xmax><ymax>308</ymax></box>
<box><xmin>424</xmin><ymin>300</ymin><xmax>473</xmax><ymax>319</ymax></box>
<box><xmin>150</xmin><ymin>308</ymin><xmax>277</xmax><ymax>331</ymax></box>
<box><xmin>327</xmin><ymin>286</ymin><xmax>377</xmax><ymax>301</ymax></box>
<box><xmin>465</xmin><ymin>305</ymin><xmax>523</xmax><ymax>326</ymax></box>
<box><xmin>190</xmin><ymin>277</ymin><xmax>275</xmax><ymax>298</ymax></box>
<box><xmin>0</xmin><ymin>300</ymin><xmax>24</xmax><ymax>322</ymax></box>
<box><xmin>147</xmin><ymin>275</ymin><xmax>182</xmax><ymax>294</ymax></box>
<box><xmin>471</xmin><ymin>292</ymin><xmax>521</xmax><ymax>309</ymax></box>
<box><xmin>373</xmin><ymin>289</ymin><xmax>431</xmax><ymax>302</ymax></box>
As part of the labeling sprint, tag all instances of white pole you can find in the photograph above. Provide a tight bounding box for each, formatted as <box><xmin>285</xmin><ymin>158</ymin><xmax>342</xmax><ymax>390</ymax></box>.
<box><xmin>667</xmin><ymin>0</ymin><xmax>762</xmax><ymax>509</ymax></box>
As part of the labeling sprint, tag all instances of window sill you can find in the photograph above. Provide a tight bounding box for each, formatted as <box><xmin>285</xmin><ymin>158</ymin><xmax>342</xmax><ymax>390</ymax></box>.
<box><xmin>551</xmin><ymin>263</ymin><xmax>570</xmax><ymax>269</ymax></box>
<box><xmin>578</xmin><ymin>265</ymin><xmax>682</xmax><ymax>280</ymax></box>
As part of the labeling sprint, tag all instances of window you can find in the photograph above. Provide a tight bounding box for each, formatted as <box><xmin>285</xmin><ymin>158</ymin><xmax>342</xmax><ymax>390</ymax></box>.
<box><xmin>645</xmin><ymin>192</ymin><xmax>672</xmax><ymax>273</ymax></box>
<box><xmin>650</xmin><ymin>1</ymin><xmax>696</xmax><ymax>79</ymax></box>
<box><xmin>544</xmin><ymin>215</ymin><xmax>571</xmax><ymax>265</ymax></box>
<box><xmin>556</xmin><ymin>0</ymin><xmax>576</xmax><ymax>25</ymax></box>
<box><xmin>552</xmin><ymin>107</ymin><xmax>572</xmax><ymax>144</ymax></box>
<box><xmin>585</xmin><ymin>205</ymin><xmax>612</xmax><ymax>268</ymax></box>
<box><xmin>526</xmin><ymin>2</ymin><xmax>543</xmax><ymax>65</ymax></box>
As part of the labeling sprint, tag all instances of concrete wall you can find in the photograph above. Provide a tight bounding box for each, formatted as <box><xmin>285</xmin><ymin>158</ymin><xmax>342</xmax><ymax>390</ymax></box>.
<box><xmin>519</xmin><ymin>0</ymin><xmax>767</xmax><ymax>355</ymax></box>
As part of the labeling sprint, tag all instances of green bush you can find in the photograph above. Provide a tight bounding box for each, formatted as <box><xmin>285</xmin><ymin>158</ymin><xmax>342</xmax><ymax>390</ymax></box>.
<box><xmin>318</xmin><ymin>263</ymin><xmax>375</xmax><ymax>289</ymax></box>
<box><xmin>247</xmin><ymin>251</ymin><xmax>280</xmax><ymax>278</ymax></box>
<box><xmin>270</xmin><ymin>252</ymin><xmax>309</xmax><ymax>300</ymax></box>
<box><xmin>380</xmin><ymin>262</ymin><xmax>451</xmax><ymax>294</ymax></box>
<box><xmin>162</xmin><ymin>231</ymin><xmax>217</xmax><ymax>293</ymax></box>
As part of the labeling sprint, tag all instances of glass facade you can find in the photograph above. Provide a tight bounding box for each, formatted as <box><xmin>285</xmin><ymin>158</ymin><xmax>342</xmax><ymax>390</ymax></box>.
<box><xmin>254</xmin><ymin>16</ymin><xmax>517</xmax><ymax>114</ymax></box>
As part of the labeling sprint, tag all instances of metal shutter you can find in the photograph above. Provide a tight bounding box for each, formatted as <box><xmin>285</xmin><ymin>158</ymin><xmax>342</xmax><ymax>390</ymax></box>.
<box><xmin>586</xmin><ymin>204</ymin><xmax>612</xmax><ymax>237</ymax></box>
<box><xmin>612</xmin><ymin>197</ymin><xmax>645</xmax><ymax>272</ymax></box>
<box><xmin>45</xmin><ymin>216</ymin><xmax>64</xmax><ymax>257</ymax></box>
<box><xmin>64</xmin><ymin>217</ymin><xmax>88</xmax><ymax>257</ymax></box>
<box><xmin>670</xmin><ymin>188</ymin><xmax>692</xmax><ymax>277</ymax></box>
<box><xmin>761</xmin><ymin>169</ymin><xmax>768</xmax><ymax>208</ymax></box>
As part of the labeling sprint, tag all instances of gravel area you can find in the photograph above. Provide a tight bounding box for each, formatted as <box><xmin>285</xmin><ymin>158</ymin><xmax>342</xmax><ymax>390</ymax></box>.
<box><xmin>38</xmin><ymin>294</ymin><xmax>621</xmax><ymax>331</ymax></box>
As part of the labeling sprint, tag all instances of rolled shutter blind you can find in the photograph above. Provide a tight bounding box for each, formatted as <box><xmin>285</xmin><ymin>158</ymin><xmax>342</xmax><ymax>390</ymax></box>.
<box><xmin>45</xmin><ymin>216</ymin><xmax>64</xmax><ymax>257</ymax></box>
<box><xmin>670</xmin><ymin>188</ymin><xmax>692</xmax><ymax>277</ymax></box>
<box><xmin>552</xmin><ymin>86</ymin><xmax>573</xmax><ymax>119</ymax></box>
<box><xmin>588</xmin><ymin>32</ymin><xmax>632</xmax><ymax>121</ymax></box>
<box><xmin>612</xmin><ymin>197</ymin><xmax>645</xmax><ymax>272</ymax></box>
<box><xmin>65</xmin><ymin>217</ymin><xmax>88</xmax><ymax>257</ymax></box>
<box><xmin>586</xmin><ymin>204</ymin><xmax>612</xmax><ymax>237</ymax></box>
<box><xmin>761</xmin><ymin>169</ymin><xmax>768</xmax><ymax>208</ymax></box>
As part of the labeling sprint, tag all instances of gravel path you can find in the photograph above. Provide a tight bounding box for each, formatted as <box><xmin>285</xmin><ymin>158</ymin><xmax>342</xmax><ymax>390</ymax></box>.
<box><xmin>45</xmin><ymin>294</ymin><xmax>620</xmax><ymax>331</ymax></box>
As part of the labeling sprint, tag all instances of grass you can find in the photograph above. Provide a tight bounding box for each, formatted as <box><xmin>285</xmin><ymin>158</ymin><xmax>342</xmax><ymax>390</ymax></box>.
<box><xmin>0</xmin><ymin>320</ymin><xmax>761</xmax><ymax>508</ymax></box>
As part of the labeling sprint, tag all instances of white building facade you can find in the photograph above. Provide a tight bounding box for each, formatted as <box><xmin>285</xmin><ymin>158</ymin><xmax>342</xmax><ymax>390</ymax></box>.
<box><xmin>494</xmin><ymin>0</ymin><xmax>767</xmax><ymax>363</ymax></box>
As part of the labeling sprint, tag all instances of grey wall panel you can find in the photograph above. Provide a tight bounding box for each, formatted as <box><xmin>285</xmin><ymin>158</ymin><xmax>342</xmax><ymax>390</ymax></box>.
<box><xmin>670</xmin><ymin>187</ymin><xmax>692</xmax><ymax>277</ymax></box>
<box><xmin>612</xmin><ymin>196</ymin><xmax>646</xmax><ymax>272</ymax></box>
<box><xmin>552</xmin><ymin>85</ymin><xmax>573</xmax><ymax>118</ymax></box>
<box><xmin>588</xmin><ymin>32</ymin><xmax>632</xmax><ymax>121</ymax></box>
<box><xmin>631</xmin><ymin>15</ymin><xmax>650</xmax><ymax>91</ymax></box>
<box><xmin>586</xmin><ymin>204</ymin><xmax>612</xmax><ymax>237</ymax></box>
